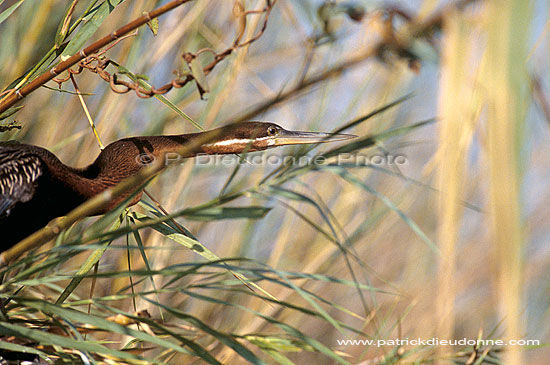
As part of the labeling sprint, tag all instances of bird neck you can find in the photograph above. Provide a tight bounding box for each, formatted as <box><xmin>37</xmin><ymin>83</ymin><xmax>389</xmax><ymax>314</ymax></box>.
<box><xmin>75</xmin><ymin>135</ymin><xmax>197</xmax><ymax>198</ymax></box>
<box><xmin>26</xmin><ymin>131</ymin><xmax>254</xmax><ymax>213</ymax></box>
<box><xmin>91</xmin><ymin>130</ymin><xmax>258</xmax><ymax>172</ymax></box>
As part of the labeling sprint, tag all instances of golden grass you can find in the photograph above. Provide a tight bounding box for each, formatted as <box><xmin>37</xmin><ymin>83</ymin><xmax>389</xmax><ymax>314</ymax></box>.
<box><xmin>484</xmin><ymin>1</ymin><xmax>532</xmax><ymax>364</ymax></box>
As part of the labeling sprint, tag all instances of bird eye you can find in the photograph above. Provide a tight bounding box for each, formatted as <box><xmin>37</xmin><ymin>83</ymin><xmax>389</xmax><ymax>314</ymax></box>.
<box><xmin>267</xmin><ymin>126</ymin><xmax>278</xmax><ymax>136</ymax></box>
<box><xmin>137</xmin><ymin>153</ymin><xmax>155</xmax><ymax>165</ymax></box>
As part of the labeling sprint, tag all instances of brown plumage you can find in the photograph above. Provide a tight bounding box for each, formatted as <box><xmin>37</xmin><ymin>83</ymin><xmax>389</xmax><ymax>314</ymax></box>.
<box><xmin>0</xmin><ymin>122</ymin><xmax>354</xmax><ymax>250</ymax></box>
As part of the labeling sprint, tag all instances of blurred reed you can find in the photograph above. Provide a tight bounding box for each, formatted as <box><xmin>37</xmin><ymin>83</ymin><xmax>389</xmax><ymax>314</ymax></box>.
<box><xmin>484</xmin><ymin>0</ymin><xmax>531</xmax><ymax>364</ymax></box>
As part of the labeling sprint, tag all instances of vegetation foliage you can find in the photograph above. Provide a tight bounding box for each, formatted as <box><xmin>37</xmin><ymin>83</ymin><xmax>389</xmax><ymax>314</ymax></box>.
<box><xmin>0</xmin><ymin>0</ymin><xmax>548</xmax><ymax>364</ymax></box>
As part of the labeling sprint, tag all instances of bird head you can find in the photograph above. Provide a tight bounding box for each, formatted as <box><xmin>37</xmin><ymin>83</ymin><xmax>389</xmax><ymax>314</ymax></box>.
<box><xmin>201</xmin><ymin>122</ymin><xmax>356</xmax><ymax>154</ymax></box>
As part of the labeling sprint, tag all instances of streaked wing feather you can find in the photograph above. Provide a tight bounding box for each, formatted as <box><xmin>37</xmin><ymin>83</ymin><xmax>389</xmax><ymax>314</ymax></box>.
<box><xmin>0</xmin><ymin>148</ymin><xmax>43</xmax><ymax>217</ymax></box>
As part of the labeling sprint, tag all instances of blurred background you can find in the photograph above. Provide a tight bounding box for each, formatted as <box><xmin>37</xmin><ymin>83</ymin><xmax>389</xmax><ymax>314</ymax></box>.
<box><xmin>0</xmin><ymin>0</ymin><xmax>549</xmax><ymax>363</ymax></box>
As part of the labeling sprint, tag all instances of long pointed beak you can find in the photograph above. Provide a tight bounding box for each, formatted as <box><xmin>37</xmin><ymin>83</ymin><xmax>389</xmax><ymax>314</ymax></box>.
<box><xmin>274</xmin><ymin>129</ymin><xmax>357</xmax><ymax>146</ymax></box>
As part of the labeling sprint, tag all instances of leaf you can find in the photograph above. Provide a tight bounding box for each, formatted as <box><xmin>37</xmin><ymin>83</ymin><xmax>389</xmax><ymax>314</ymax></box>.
<box><xmin>259</xmin><ymin>348</ymin><xmax>296</xmax><ymax>365</ymax></box>
<box><xmin>13</xmin><ymin>298</ymin><xmax>193</xmax><ymax>359</ymax></box>
<box><xmin>246</xmin><ymin>335</ymin><xmax>309</xmax><ymax>352</ymax></box>
<box><xmin>0</xmin><ymin>341</ymin><xmax>48</xmax><ymax>360</ymax></box>
<box><xmin>61</xmin><ymin>0</ymin><xmax>123</xmax><ymax>58</ymax></box>
<box><xmin>134</xmin><ymin>212</ymin><xmax>218</xmax><ymax>259</ymax></box>
<box><xmin>55</xmin><ymin>0</ymin><xmax>79</xmax><ymax>48</ymax></box>
<box><xmin>2</xmin><ymin>0</ymin><xmax>113</xmax><ymax>91</ymax></box>
<box><xmin>135</xmin><ymin>73</ymin><xmax>150</xmax><ymax>81</ymax></box>
<box><xmin>272</xmin><ymin>268</ymin><xmax>345</xmax><ymax>335</ymax></box>
<box><xmin>332</xmin><ymin>167</ymin><xmax>439</xmax><ymax>253</ymax></box>
<box><xmin>173</xmin><ymin>289</ymin><xmax>349</xmax><ymax>364</ymax></box>
<box><xmin>54</xmin><ymin>182</ymin><xmax>147</xmax><ymax>304</ymax></box>
<box><xmin>143</xmin><ymin>297</ymin><xmax>267</xmax><ymax>365</ymax></box>
<box><xmin>250</xmin><ymin>310</ymin><xmax>350</xmax><ymax>364</ymax></box>
<box><xmin>55</xmin><ymin>217</ymin><xmax>122</xmax><ymax>304</ymax></box>
<box><xmin>0</xmin><ymin>105</ymin><xmax>24</xmax><ymax>121</ymax></box>
<box><xmin>183</xmin><ymin>206</ymin><xmax>271</xmax><ymax>221</ymax></box>
<box><xmin>290</xmin><ymin>95</ymin><xmax>412</xmax><ymax>159</ymax></box>
<box><xmin>322</xmin><ymin>118</ymin><xmax>434</xmax><ymax>158</ymax></box>
<box><xmin>331</xmin><ymin>94</ymin><xmax>413</xmax><ymax>135</ymax></box>
<box><xmin>0</xmin><ymin>322</ymin><xmax>145</xmax><ymax>362</ymax></box>
<box><xmin>133</xmin><ymin>209</ymin><xmax>279</xmax><ymax>302</ymax></box>
<box><xmin>92</xmin><ymin>302</ymin><xmax>220</xmax><ymax>364</ymax></box>
<box><xmin>0</xmin><ymin>0</ymin><xmax>24</xmax><ymax>25</ymax></box>
<box><xmin>189</xmin><ymin>56</ymin><xmax>209</xmax><ymax>99</ymax></box>
<box><xmin>116</xmin><ymin>63</ymin><xmax>204</xmax><ymax>131</ymax></box>
<box><xmin>155</xmin><ymin>93</ymin><xmax>203</xmax><ymax>130</ymax></box>
<box><xmin>144</xmin><ymin>11</ymin><xmax>158</xmax><ymax>35</ymax></box>
<box><xmin>42</xmin><ymin>84</ymin><xmax>95</xmax><ymax>95</ymax></box>
<box><xmin>128</xmin><ymin>214</ymin><xmax>164</xmax><ymax>320</ymax></box>
<box><xmin>260</xmin><ymin>187</ymin><xmax>340</xmax><ymax>245</ymax></box>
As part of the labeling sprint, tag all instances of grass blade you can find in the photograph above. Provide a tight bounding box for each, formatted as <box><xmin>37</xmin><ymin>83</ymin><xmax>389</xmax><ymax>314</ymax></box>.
<box><xmin>0</xmin><ymin>0</ymin><xmax>24</xmax><ymax>25</ymax></box>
